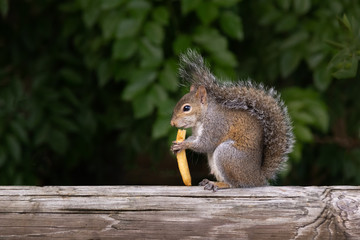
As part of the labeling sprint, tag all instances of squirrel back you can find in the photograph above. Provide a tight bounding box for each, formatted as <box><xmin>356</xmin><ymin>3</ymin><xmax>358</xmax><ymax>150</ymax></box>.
<box><xmin>177</xmin><ymin>50</ymin><xmax>294</xmax><ymax>182</ymax></box>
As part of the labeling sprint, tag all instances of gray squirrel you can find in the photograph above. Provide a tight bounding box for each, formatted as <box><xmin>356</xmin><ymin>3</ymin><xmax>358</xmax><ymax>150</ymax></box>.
<box><xmin>170</xmin><ymin>50</ymin><xmax>294</xmax><ymax>191</ymax></box>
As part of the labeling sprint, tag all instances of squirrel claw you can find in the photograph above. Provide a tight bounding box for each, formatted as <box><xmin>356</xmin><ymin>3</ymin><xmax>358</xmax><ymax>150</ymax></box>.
<box><xmin>199</xmin><ymin>179</ymin><xmax>218</xmax><ymax>192</ymax></box>
<box><xmin>199</xmin><ymin>179</ymin><xmax>210</xmax><ymax>186</ymax></box>
<box><xmin>171</xmin><ymin>141</ymin><xmax>183</xmax><ymax>154</ymax></box>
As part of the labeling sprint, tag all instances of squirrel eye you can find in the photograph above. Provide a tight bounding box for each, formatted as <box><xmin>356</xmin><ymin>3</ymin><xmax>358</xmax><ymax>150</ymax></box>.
<box><xmin>183</xmin><ymin>105</ymin><xmax>191</xmax><ymax>112</ymax></box>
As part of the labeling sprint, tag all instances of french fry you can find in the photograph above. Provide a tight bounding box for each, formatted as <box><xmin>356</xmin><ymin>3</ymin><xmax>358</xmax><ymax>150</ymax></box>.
<box><xmin>176</xmin><ymin>129</ymin><xmax>192</xmax><ymax>186</ymax></box>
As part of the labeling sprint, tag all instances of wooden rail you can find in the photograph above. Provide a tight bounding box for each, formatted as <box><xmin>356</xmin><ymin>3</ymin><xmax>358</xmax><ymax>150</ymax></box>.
<box><xmin>0</xmin><ymin>186</ymin><xmax>359</xmax><ymax>239</ymax></box>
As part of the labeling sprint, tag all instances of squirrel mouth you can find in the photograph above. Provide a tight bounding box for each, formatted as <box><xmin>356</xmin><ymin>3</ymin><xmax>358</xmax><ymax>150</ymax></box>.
<box><xmin>171</xmin><ymin>120</ymin><xmax>189</xmax><ymax>129</ymax></box>
<box><xmin>178</xmin><ymin>124</ymin><xmax>190</xmax><ymax>129</ymax></box>
<box><xmin>178</xmin><ymin>123</ymin><xmax>192</xmax><ymax>129</ymax></box>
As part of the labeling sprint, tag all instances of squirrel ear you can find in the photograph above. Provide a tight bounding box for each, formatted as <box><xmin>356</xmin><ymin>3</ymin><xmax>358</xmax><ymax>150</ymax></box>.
<box><xmin>196</xmin><ymin>86</ymin><xmax>207</xmax><ymax>104</ymax></box>
<box><xmin>190</xmin><ymin>85</ymin><xmax>196</xmax><ymax>92</ymax></box>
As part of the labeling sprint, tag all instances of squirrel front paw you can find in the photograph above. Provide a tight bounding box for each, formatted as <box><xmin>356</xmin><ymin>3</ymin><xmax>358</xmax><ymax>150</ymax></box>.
<box><xmin>199</xmin><ymin>179</ymin><xmax>218</xmax><ymax>192</ymax></box>
<box><xmin>171</xmin><ymin>141</ymin><xmax>185</xmax><ymax>154</ymax></box>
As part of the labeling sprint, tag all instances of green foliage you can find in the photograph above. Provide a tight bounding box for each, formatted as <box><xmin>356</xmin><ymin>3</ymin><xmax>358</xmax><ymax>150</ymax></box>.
<box><xmin>0</xmin><ymin>0</ymin><xmax>8</xmax><ymax>17</ymax></box>
<box><xmin>327</xmin><ymin>15</ymin><xmax>360</xmax><ymax>79</ymax></box>
<box><xmin>282</xmin><ymin>87</ymin><xmax>329</xmax><ymax>161</ymax></box>
<box><xmin>0</xmin><ymin>0</ymin><xmax>359</xmax><ymax>185</ymax></box>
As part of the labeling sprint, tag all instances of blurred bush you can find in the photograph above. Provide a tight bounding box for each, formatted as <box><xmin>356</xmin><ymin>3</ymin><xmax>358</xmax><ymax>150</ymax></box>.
<box><xmin>0</xmin><ymin>0</ymin><xmax>359</xmax><ymax>185</ymax></box>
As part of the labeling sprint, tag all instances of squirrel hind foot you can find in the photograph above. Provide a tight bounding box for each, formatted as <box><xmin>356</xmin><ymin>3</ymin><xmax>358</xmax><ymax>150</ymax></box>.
<box><xmin>199</xmin><ymin>179</ymin><xmax>230</xmax><ymax>192</ymax></box>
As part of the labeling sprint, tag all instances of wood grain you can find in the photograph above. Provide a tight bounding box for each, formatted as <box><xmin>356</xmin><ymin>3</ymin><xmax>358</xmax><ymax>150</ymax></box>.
<box><xmin>0</xmin><ymin>186</ymin><xmax>359</xmax><ymax>239</ymax></box>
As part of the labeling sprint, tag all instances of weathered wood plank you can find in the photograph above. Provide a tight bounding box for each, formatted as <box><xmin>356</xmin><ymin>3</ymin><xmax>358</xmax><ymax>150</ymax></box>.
<box><xmin>0</xmin><ymin>186</ymin><xmax>359</xmax><ymax>239</ymax></box>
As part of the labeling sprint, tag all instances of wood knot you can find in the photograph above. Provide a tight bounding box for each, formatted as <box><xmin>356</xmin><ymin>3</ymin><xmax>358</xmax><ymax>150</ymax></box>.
<box><xmin>336</xmin><ymin>195</ymin><xmax>358</xmax><ymax>214</ymax></box>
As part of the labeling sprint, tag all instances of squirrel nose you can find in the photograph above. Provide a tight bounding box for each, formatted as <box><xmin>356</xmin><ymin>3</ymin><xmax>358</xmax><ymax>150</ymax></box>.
<box><xmin>170</xmin><ymin>120</ymin><xmax>175</xmax><ymax>127</ymax></box>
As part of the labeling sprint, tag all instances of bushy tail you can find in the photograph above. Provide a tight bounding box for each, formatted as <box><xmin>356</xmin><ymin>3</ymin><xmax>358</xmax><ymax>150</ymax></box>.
<box><xmin>179</xmin><ymin>49</ymin><xmax>294</xmax><ymax>180</ymax></box>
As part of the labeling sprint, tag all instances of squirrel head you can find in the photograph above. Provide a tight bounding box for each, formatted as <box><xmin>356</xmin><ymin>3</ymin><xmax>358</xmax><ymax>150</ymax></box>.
<box><xmin>171</xmin><ymin>85</ymin><xmax>208</xmax><ymax>129</ymax></box>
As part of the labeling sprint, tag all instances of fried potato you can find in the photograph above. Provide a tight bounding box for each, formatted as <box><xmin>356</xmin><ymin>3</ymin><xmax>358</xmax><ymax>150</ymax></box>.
<box><xmin>176</xmin><ymin>129</ymin><xmax>191</xmax><ymax>186</ymax></box>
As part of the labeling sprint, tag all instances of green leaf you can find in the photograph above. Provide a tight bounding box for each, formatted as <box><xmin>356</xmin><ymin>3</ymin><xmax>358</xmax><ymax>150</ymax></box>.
<box><xmin>138</xmin><ymin>38</ymin><xmax>163</xmax><ymax>68</ymax></box>
<box><xmin>82</xmin><ymin>4</ymin><xmax>99</xmax><ymax>28</ymax></box>
<box><xmin>132</xmin><ymin>93</ymin><xmax>155</xmax><ymax>118</ymax></box>
<box><xmin>286</xmin><ymin>101</ymin><xmax>304</xmax><ymax>114</ymax></box>
<box><xmin>173</xmin><ymin>35</ymin><xmax>192</xmax><ymax>55</ymax></box>
<box><xmin>280</xmin><ymin>51</ymin><xmax>302</xmax><ymax>78</ymax></box>
<box><xmin>50</xmin><ymin>102</ymin><xmax>72</xmax><ymax>116</ymax></box>
<box><xmin>6</xmin><ymin>134</ymin><xmax>21</xmax><ymax>162</ymax></box>
<box><xmin>114</xmin><ymin>62</ymin><xmax>136</xmax><ymax>81</ymax></box>
<box><xmin>10</xmin><ymin>121</ymin><xmax>28</xmax><ymax>143</ymax></box>
<box><xmin>97</xmin><ymin>61</ymin><xmax>112</xmax><ymax>87</ymax></box>
<box><xmin>157</xmin><ymin>99</ymin><xmax>176</xmax><ymax>116</ymax></box>
<box><xmin>329</xmin><ymin>2</ymin><xmax>343</xmax><ymax>15</ymax></box>
<box><xmin>282</xmin><ymin>87</ymin><xmax>319</xmax><ymax>101</ymax></box>
<box><xmin>213</xmin><ymin>66</ymin><xmax>236</xmax><ymax>80</ymax></box>
<box><xmin>193</xmin><ymin>27</ymin><xmax>228</xmax><ymax>52</ymax></box>
<box><xmin>307</xmin><ymin>102</ymin><xmax>329</xmax><ymax>133</ymax></box>
<box><xmin>331</xmin><ymin>52</ymin><xmax>358</xmax><ymax>79</ymax></box>
<box><xmin>276</xmin><ymin>0</ymin><xmax>290</xmax><ymax>10</ymax></box>
<box><xmin>313</xmin><ymin>67</ymin><xmax>332</xmax><ymax>91</ymax></box>
<box><xmin>52</xmin><ymin>117</ymin><xmax>78</xmax><ymax>133</ymax></box>
<box><xmin>281</xmin><ymin>31</ymin><xmax>309</xmax><ymax>49</ymax></box>
<box><xmin>196</xmin><ymin>2</ymin><xmax>219</xmax><ymax>25</ymax></box>
<box><xmin>101</xmin><ymin>0</ymin><xmax>125</xmax><ymax>10</ymax></box>
<box><xmin>152</xmin><ymin>6</ymin><xmax>169</xmax><ymax>26</ymax></box>
<box><xmin>152</xmin><ymin>115</ymin><xmax>172</xmax><ymax>139</ymax></box>
<box><xmin>294</xmin><ymin>124</ymin><xmax>313</xmax><ymax>143</ymax></box>
<box><xmin>112</xmin><ymin>38</ymin><xmax>138</xmax><ymax>60</ymax></box>
<box><xmin>122</xmin><ymin>70</ymin><xmax>157</xmax><ymax>101</ymax></box>
<box><xmin>220</xmin><ymin>11</ymin><xmax>243</xmax><ymax>40</ymax></box>
<box><xmin>59</xmin><ymin>68</ymin><xmax>83</xmax><ymax>85</ymax></box>
<box><xmin>59</xmin><ymin>1</ymin><xmax>78</xmax><ymax>12</ymax></box>
<box><xmin>149</xmin><ymin>84</ymin><xmax>168</xmax><ymax>105</ymax></box>
<box><xmin>78</xmin><ymin>110</ymin><xmax>97</xmax><ymax>135</ymax></box>
<box><xmin>259</xmin><ymin>6</ymin><xmax>281</xmax><ymax>25</ymax></box>
<box><xmin>126</xmin><ymin>0</ymin><xmax>151</xmax><ymax>19</ymax></box>
<box><xmin>159</xmin><ymin>59</ymin><xmax>178</xmax><ymax>92</ymax></box>
<box><xmin>275</xmin><ymin>14</ymin><xmax>297</xmax><ymax>32</ymax></box>
<box><xmin>26</xmin><ymin>106</ymin><xmax>44</xmax><ymax>129</ymax></box>
<box><xmin>307</xmin><ymin>52</ymin><xmax>325</xmax><ymax>69</ymax></box>
<box><xmin>34</xmin><ymin>124</ymin><xmax>50</xmax><ymax>146</ymax></box>
<box><xmin>77</xmin><ymin>0</ymin><xmax>89</xmax><ymax>9</ymax></box>
<box><xmin>0</xmin><ymin>0</ymin><xmax>9</xmax><ymax>18</ymax></box>
<box><xmin>289</xmin><ymin>142</ymin><xmax>303</xmax><ymax>161</ymax></box>
<box><xmin>325</xmin><ymin>40</ymin><xmax>345</xmax><ymax>49</ymax></box>
<box><xmin>292</xmin><ymin>111</ymin><xmax>316</xmax><ymax>125</ymax></box>
<box><xmin>212</xmin><ymin>50</ymin><xmax>237</xmax><ymax>67</ymax></box>
<box><xmin>212</xmin><ymin>0</ymin><xmax>240</xmax><ymax>7</ymax></box>
<box><xmin>89</xmin><ymin>37</ymin><xmax>103</xmax><ymax>52</ymax></box>
<box><xmin>62</xmin><ymin>88</ymin><xmax>80</xmax><ymax>107</ymax></box>
<box><xmin>338</xmin><ymin>14</ymin><xmax>352</xmax><ymax>33</ymax></box>
<box><xmin>284</xmin><ymin>88</ymin><xmax>329</xmax><ymax>133</ymax></box>
<box><xmin>49</xmin><ymin>129</ymin><xmax>68</xmax><ymax>154</ymax></box>
<box><xmin>144</xmin><ymin>22</ymin><xmax>164</xmax><ymax>45</ymax></box>
<box><xmin>294</xmin><ymin>0</ymin><xmax>311</xmax><ymax>15</ymax></box>
<box><xmin>116</xmin><ymin>18</ymin><xmax>141</xmax><ymax>39</ymax></box>
<box><xmin>100</xmin><ymin>11</ymin><xmax>121</xmax><ymax>40</ymax></box>
<box><xmin>181</xmin><ymin>0</ymin><xmax>202</xmax><ymax>15</ymax></box>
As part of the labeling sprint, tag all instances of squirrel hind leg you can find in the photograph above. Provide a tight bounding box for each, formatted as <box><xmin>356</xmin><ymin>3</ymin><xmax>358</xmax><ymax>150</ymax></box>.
<box><xmin>199</xmin><ymin>179</ymin><xmax>230</xmax><ymax>191</ymax></box>
<box><xmin>212</xmin><ymin>141</ymin><xmax>267</xmax><ymax>188</ymax></box>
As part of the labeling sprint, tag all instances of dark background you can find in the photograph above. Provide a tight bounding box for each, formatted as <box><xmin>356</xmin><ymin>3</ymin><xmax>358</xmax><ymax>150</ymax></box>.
<box><xmin>0</xmin><ymin>0</ymin><xmax>359</xmax><ymax>186</ymax></box>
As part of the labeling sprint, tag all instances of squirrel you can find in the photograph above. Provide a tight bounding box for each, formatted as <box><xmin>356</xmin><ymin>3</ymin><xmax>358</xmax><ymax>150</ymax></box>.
<box><xmin>170</xmin><ymin>49</ymin><xmax>294</xmax><ymax>191</ymax></box>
